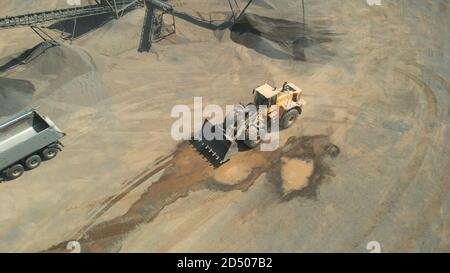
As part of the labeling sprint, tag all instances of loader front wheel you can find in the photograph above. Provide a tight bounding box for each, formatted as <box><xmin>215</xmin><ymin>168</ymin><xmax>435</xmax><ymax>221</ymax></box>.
<box><xmin>281</xmin><ymin>109</ymin><xmax>300</xmax><ymax>129</ymax></box>
<box><xmin>6</xmin><ymin>164</ymin><xmax>25</xmax><ymax>180</ymax></box>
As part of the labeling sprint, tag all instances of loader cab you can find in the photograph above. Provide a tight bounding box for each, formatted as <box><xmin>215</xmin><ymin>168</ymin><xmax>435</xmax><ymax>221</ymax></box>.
<box><xmin>254</xmin><ymin>92</ymin><xmax>277</xmax><ymax>107</ymax></box>
<box><xmin>254</xmin><ymin>83</ymin><xmax>279</xmax><ymax>107</ymax></box>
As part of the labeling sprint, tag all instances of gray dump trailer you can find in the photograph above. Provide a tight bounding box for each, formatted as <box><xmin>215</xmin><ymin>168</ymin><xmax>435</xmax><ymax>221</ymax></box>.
<box><xmin>0</xmin><ymin>109</ymin><xmax>65</xmax><ymax>181</ymax></box>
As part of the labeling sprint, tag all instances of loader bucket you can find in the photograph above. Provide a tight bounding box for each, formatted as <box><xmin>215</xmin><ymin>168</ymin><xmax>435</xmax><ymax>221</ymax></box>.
<box><xmin>190</xmin><ymin>119</ymin><xmax>239</xmax><ymax>167</ymax></box>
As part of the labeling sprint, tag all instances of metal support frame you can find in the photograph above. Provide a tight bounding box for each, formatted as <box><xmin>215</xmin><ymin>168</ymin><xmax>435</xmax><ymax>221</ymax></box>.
<box><xmin>227</xmin><ymin>0</ymin><xmax>240</xmax><ymax>21</ymax></box>
<box><xmin>152</xmin><ymin>9</ymin><xmax>176</xmax><ymax>42</ymax></box>
<box><xmin>138</xmin><ymin>3</ymin><xmax>155</xmax><ymax>52</ymax></box>
<box><xmin>235</xmin><ymin>0</ymin><xmax>254</xmax><ymax>22</ymax></box>
<box><xmin>0</xmin><ymin>0</ymin><xmax>257</xmax><ymax>54</ymax></box>
<box><xmin>103</xmin><ymin>0</ymin><xmax>120</xmax><ymax>18</ymax></box>
<box><xmin>302</xmin><ymin>0</ymin><xmax>305</xmax><ymax>25</ymax></box>
<box><xmin>0</xmin><ymin>0</ymin><xmax>143</xmax><ymax>30</ymax></box>
<box><xmin>30</xmin><ymin>25</ymin><xmax>59</xmax><ymax>45</ymax></box>
<box><xmin>138</xmin><ymin>0</ymin><xmax>176</xmax><ymax>53</ymax></box>
<box><xmin>103</xmin><ymin>0</ymin><xmax>142</xmax><ymax>19</ymax></box>
<box><xmin>71</xmin><ymin>18</ymin><xmax>77</xmax><ymax>44</ymax></box>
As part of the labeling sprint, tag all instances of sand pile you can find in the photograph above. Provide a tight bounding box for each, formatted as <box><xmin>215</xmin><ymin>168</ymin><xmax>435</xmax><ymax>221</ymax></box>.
<box><xmin>280</xmin><ymin>157</ymin><xmax>314</xmax><ymax>194</ymax></box>
<box><xmin>251</xmin><ymin>0</ymin><xmax>275</xmax><ymax>9</ymax></box>
<box><xmin>75</xmin><ymin>9</ymin><xmax>144</xmax><ymax>56</ymax></box>
<box><xmin>0</xmin><ymin>41</ymin><xmax>108</xmax><ymax>123</ymax></box>
<box><xmin>9</xmin><ymin>43</ymin><xmax>94</xmax><ymax>91</ymax></box>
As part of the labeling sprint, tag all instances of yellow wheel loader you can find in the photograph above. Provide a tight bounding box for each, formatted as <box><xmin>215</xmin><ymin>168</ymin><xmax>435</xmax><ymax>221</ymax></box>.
<box><xmin>191</xmin><ymin>82</ymin><xmax>306</xmax><ymax>167</ymax></box>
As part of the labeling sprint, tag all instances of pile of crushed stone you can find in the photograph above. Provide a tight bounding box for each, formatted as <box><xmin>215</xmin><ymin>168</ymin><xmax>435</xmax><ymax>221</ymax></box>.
<box><xmin>0</xmin><ymin>42</ymin><xmax>107</xmax><ymax>121</ymax></box>
<box><xmin>0</xmin><ymin>77</ymin><xmax>35</xmax><ymax>117</ymax></box>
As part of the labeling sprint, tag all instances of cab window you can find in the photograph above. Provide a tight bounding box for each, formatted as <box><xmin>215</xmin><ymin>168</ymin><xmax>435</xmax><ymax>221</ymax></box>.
<box><xmin>255</xmin><ymin>92</ymin><xmax>269</xmax><ymax>106</ymax></box>
<box><xmin>270</xmin><ymin>95</ymin><xmax>277</xmax><ymax>106</ymax></box>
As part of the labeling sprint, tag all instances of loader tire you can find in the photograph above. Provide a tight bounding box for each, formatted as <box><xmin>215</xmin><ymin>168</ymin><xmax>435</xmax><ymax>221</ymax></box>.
<box><xmin>243</xmin><ymin>128</ymin><xmax>262</xmax><ymax>149</ymax></box>
<box><xmin>243</xmin><ymin>139</ymin><xmax>261</xmax><ymax>149</ymax></box>
<box><xmin>42</xmin><ymin>147</ymin><xmax>58</xmax><ymax>160</ymax></box>
<box><xmin>281</xmin><ymin>109</ymin><xmax>300</xmax><ymax>129</ymax></box>
<box><xmin>25</xmin><ymin>155</ymin><xmax>42</xmax><ymax>170</ymax></box>
<box><xmin>6</xmin><ymin>164</ymin><xmax>25</xmax><ymax>180</ymax></box>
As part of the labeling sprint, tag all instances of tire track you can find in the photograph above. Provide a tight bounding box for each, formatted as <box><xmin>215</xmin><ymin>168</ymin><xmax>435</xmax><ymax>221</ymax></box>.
<box><xmin>350</xmin><ymin>67</ymin><xmax>440</xmax><ymax>247</ymax></box>
<box><xmin>394</xmin><ymin>65</ymin><xmax>449</xmax><ymax>251</ymax></box>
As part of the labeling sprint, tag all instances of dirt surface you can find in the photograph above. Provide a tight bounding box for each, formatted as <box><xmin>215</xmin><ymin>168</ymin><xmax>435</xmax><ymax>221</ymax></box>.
<box><xmin>280</xmin><ymin>157</ymin><xmax>314</xmax><ymax>194</ymax></box>
<box><xmin>0</xmin><ymin>0</ymin><xmax>448</xmax><ymax>253</ymax></box>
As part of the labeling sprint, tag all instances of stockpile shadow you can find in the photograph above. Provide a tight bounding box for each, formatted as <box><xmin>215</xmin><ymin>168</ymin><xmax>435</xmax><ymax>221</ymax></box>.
<box><xmin>231</xmin><ymin>13</ymin><xmax>339</xmax><ymax>61</ymax></box>
<box><xmin>48</xmin><ymin>13</ymin><xmax>116</xmax><ymax>40</ymax></box>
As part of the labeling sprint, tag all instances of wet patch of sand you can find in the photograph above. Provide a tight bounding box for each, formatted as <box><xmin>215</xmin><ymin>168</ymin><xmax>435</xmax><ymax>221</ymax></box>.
<box><xmin>280</xmin><ymin>157</ymin><xmax>314</xmax><ymax>194</ymax></box>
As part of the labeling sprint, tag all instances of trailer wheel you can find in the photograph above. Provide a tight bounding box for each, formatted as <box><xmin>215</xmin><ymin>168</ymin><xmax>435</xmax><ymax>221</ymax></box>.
<box><xmin>280</xmin><ymin>109</ymin><xmax>300</xmax><ymax>129</ymax></box>
<box><xmin>42</xmin><ymin>147</ymin><xmax>58</xmax><ymax>160</ymax></box>
<box><xmin>6</xmin><ymin>164</ymin><xmax>25</xmax><ymax>180</ymax></box>
<box><xmin>25</xmin><ymin>155</ymin><xmax>42</xmax><ymax>170</ymax></box>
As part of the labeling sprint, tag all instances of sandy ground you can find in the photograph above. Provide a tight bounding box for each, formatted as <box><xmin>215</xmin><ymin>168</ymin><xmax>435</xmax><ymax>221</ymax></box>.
<box><xmin>0</xmin><ymin>0</ymin><xmax>448</xmax><ymax>252</ymax></box>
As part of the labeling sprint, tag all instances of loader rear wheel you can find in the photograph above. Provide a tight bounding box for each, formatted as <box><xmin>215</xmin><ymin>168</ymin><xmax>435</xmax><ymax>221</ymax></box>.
<box><xmin>25</xmin><ymin>155</ymin><xmax>42</xmax><ymax>170</ymax></box>
<box><xmin>281</xmin><ymin>109</ymin><xmax>300</xmax><ymax>129</ymax></box>
<box><xmin>243</xmin><ymin>139</ymin><xmax>261</xmax><ymax>149</ymax></box>
<box><xmin>42</xmin><ymin>147</ymin><xmax>58</xmax><ymax>160</ymax></box>
<box><xmin>6</xmin><ymin>164</ymin><xmax>24</xmax><ymax>180</ymax></box>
